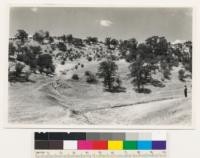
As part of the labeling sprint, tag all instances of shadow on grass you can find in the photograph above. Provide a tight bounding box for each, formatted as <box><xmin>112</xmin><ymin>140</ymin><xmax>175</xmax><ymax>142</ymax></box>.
<box><xmin>9</xmin><ymin>72</ymin><xmax>35</xmax><ymax>83</ymax></box>
<box><xmin>135</xmin><ymin>88</ymin><xmax>152</xmax><ymax>94</ymax></box>
<box><xmin>150</xmin><ymin>79</ymin><xmax>165</xmax><ymax>88</ymax></box>
<box><xmin>179</xmin><ymin>74</ymin><xmax>192</xmax><ymax>82</ymax></box>
<box><xmin>105</xmin><ymin>86</ymin><xmax>127</xmax><ymax>93</ymax></box>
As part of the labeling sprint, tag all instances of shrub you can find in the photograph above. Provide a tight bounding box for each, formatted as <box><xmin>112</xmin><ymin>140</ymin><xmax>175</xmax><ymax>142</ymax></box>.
<box><xmin>51</xmin><ymin>44</ymin><xmax>56</xmax><ymax>51</ymax></box>
<box><xmin>86</xmin><ymin>72</ymin><xmax>97</xmax><ymax>83</ymax></box>
<box><xmin>110</xmin><ymin>54</ymin><xmax>118</xmax><ymax>61</ymax></box>
<box><xmin>72</xmin><ymin>74</ymin><xmax>79</xmax><ymax>80</ymax></box>
<box><xmin>49</xmin><ymin>36</ymin><xmax>54</xmax><ymax>43</ymax></box>
<box><xmin>66</xmin><ymin>34</ymin><xmax>73</xmax><ymax>43</ymax></box>
<box><xmin>17</xmin><ymin>54</ymin><xmax>25</xmax><ymax>62</ymax></box>
<box><xmin>57</xmin><ymin>42</ymin><xmax>67</xmax><ymax>52</ymax></box>
<box><xmin>173</xmin><ymin>59</ymin><xmax>179</xmax><ymax>67</ymax></box>
<box><xmin>86</xmin><ymin>37</ymin><xmax>98</xmax><ymax>44</ymax></box>
<box><xmin>85</xmin><ymin>70</ymin><xmax>92</xmax><ymax>76</ymax></box>
<box><xmin>113</xmin><ymin>76</ymin><xmax>122</xmax><ymax>88</ymax></box>
<box><xmin>29</xmin><ymin>59</ymin><xmax>37</xmax><ymax>70</ymax></box>
<box><xmin>29</xmin><ymin>45</ymin><xmax>41</xmax><ymax>55</ymax></box>
<box><xmin>45</xmin><ymin>67</ymin><xmax>54</xmax><ymax>75</ymax></box>
<box><xmin>15</xmin><ymin>62</ymin><xmax>25</xmax><ymax>77</ymax></box>
<box><xmin>38</xmin><ymin>66</ymin><xmax>43</xmax><ymax>74</ymax></box>
<box><xmin>184</xmin><ymin>62</ymin><xmax>192</xmax><ymax>73</ymax></box>
<box><xmin>73</xmin><ymin>38</ymin><xmax>84</xmax><ymax>47</ymax></box>
<box><xmin>87</xmin><ymin>57</ymin><xmax>92</xmax><ymax>62</ymax></box>
<box><xmin>24</xmin><ymin>70</ymin><xmax>31</xmax><ymax>81</ymax></box>
<box><xmin>33</xmin><ymin>30</ymin><xmax>49</xmax><ymax>43</ymax></box>
<box><xmin>50</xmin><ymin>64</ymin><xmax>55</xmax><ymax>73</ymax></box>
<box><xmin>178</xmin><ymin>69</ymin><xmax>185</xmax><ymax>81</ymax></box>
<box><xmin>163</xmin><ymin>69</ymin><xmax>171</xmax><ymax>79</ymax></box>
<box><xmin>81</xmin><ymin>64</ymin><xmax>84</xmax><ymax>68</ymax></box>
<box><xmin>61</xmin><ymin>60</ymin><xmax>65</xmax><ymax>65</ymax></box>
<box><xmin>37</xmin><ymin>54</ymin><xmax>53</xmax><ymax>68</ymax></box>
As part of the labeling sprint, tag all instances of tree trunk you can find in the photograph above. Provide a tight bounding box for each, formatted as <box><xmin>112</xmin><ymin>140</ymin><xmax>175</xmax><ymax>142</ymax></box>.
<box><xmin>137</xmin><ymin>82</ymin><xmax>140</xmax><ymax>91</ymax></box>
<box><xmin>108</xmin><ymin>76</ymin><xmax>112</xmax><ymax>91</ymax></box>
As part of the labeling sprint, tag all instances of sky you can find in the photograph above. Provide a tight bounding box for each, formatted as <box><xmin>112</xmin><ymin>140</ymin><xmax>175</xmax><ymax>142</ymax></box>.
<box><xmin>9</xmin><ymin>7</ymin><xmax>192</xmax><ymax>43</ymax></box>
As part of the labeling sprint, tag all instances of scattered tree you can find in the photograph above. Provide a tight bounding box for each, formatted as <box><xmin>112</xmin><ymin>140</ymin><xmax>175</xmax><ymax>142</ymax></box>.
<box><xmin>105</xmin><ymin>37</ymin><xmax>111</xmax><ymax>48</ymax></box>
<box><xmin>110</xmin><ymin>38</ymin><xmax>119</xmax><ymax>50</ymax></box>
<box><xmin>178</xmin><ymin>69</ymin><xmax>185</xmax><ymax>81</ymax></box>
<box><xmin>105</xmin><ymin>37</ymin><xmax>119</xmax><ymax>50</ymax></box>
<box><xmin>66</xmin><ymin>34</ymin><xmax>73</xmax><ymax>44</ymax></box>
<box><xmin>98</xmin><ymin>59</ymin><xmax>118</xmax><ymax>91</ymax></box>
<box><xmin>119</xmin><ymin>38</ymin><xmax>138</xmax><ymax>61</ymax></box>
<box><xmin>129</xmin><ymin>55</ymin><xmax>148</xmax><ymax>92</ymax></box>
<box><xmin>146</xmin><ymin>36</ymin><xmax>168</xmax><ymax>56</ymax></box>
<box><xmin>49</xmin><ymin>36</ymin><xmax>54</xmax><ymax>43</ymax></box>
<box><xmin>61</xmin><ymin>35</ymin><xmax>67</xmax><ymax>42</ymax></box>
<box><xmin>86</xmin><ymin>37</ymin><xmax>98</xmax><ymax>44</ymax></box>
<box><xmin>15</xmin><ymin>29</ymin><xmax>28</xmax><ymax>43</ymax></box>
<box><xmin>73</xmin><ymin>38</ymin><xmax>84</xmax><ymax>47</ymax></box>
<box><xmin>33</xmin><ymin>30</ymin><xmax>49</xmax><ymax>43</ymax></box>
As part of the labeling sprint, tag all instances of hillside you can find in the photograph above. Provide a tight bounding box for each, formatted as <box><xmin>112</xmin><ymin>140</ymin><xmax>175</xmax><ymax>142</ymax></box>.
<box><xmin>8</xmin><ymin>34</ymin><xmax>192</xmax><ymax>126</ymax></box>
<box><xmin>8</xmin><ymin>57</ymin><xmax>192</xmax><ymax>125</ymax></box>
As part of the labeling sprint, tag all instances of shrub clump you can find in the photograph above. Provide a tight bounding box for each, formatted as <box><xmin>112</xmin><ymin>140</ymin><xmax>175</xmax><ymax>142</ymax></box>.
<box><xmin>85</xmin><ymin>71</ymin><xmax>97</xmax><ymax>83</ymax></box>
<box><xmin>178</xmin><ymin>69</ymin><xmax>185</xmax><ymax>81</ymax></box>
<box><xmin>61</xmin><ymin>60</ymin><xmax>65</xmax><ymax>65</ymax></box>
<box><xmin>85</xmin><ymin>70</ymin><xmax>92</xmax><ymax>76</ymax></box>
<box><xmin>86</xmin><ymin>74</ymin><xmax>97</xmax><ymax>83</ymax></box>
<box><xmin>72</xmin><ymin>74</ymin><xmax>79</xmax><ymax>80</ymax></box>
<box><xmin>163</xmin><ymin>69</ymin><xmax>171</xmax><ymax>79</ymax></box>
<box><xmin>15</xmin><ymin>62</ymin><xmax>25</xmax><ymax>77</ymax></box>
<box><xmin>87</xmin><ymin>56</ymin><xmax>92</xmax><ymax>62</ymax></box>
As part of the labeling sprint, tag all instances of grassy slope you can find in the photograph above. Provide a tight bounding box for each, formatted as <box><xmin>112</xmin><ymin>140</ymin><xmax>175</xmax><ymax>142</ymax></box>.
<box><xmin>8</xmin><ymin>57</ymin><xmax>192</xmax><ymax>125</ymax></box>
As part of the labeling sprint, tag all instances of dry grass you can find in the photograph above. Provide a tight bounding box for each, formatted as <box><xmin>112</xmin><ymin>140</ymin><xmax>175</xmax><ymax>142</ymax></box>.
<box><xmin>8</xmin><ymin>59</ymin><xmax>192</xmax><ymax>126</ymax></box>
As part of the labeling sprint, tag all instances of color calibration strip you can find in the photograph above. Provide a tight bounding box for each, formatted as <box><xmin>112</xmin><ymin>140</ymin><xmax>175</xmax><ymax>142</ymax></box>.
<box><xmin>35</xmin><ymin>132</ymin><xmax>166</xmax><ymax>150</ymax></box>
<box><xmin>34</xmin><ymin>132</ymin><xmax>167</xmax><ymax>158</ymax></box>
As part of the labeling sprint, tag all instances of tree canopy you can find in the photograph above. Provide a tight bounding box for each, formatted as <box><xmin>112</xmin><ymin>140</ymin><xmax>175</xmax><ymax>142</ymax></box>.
<box><xmin>98</xmin><ymin>59</ymin><xmax>118</xmax><ymax>91</ymax></box>
<box><xmin>15</xmin><ymin>29</ymin><xmax>28</xmax><ymax>43</ymax></box>
<box><xmin>33</xmin><ymin>30</ymin><xmax>50</xmax><ymax>43</ymax></box>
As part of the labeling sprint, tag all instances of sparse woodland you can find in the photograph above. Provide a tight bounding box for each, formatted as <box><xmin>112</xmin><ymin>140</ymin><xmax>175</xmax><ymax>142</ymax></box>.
<box><xmin>8</xmin><ymin>29</ymin><xmax>192</xmax><ymax>125</ymax></box>
<box><xmin>9</xmin><ymin>29</ymin><xmax>192</xmax><ymax>93</ymax></box>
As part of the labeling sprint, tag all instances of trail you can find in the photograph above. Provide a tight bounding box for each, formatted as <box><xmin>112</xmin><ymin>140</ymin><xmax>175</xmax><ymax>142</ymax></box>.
<box><xmin>83</xmin><ymin>97</ymin><xmax>191</xmax><ymax>125</ymax></box>
<box><xmin>30</xmin><ymin>76</ymin><xmax>191</xmax><ymax>125</ymax></box>
<box><xmin>78</xmin><ymin>96</ymin><xmax>180</xmax><ymax>113</ymax></box>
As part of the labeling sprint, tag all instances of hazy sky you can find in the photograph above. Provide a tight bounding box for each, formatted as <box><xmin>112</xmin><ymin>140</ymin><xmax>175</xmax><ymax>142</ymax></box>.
<box><xmin>9</xmin><ymin>7</ymin><xmax>192</xmax><ymax>42</ymax></box>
